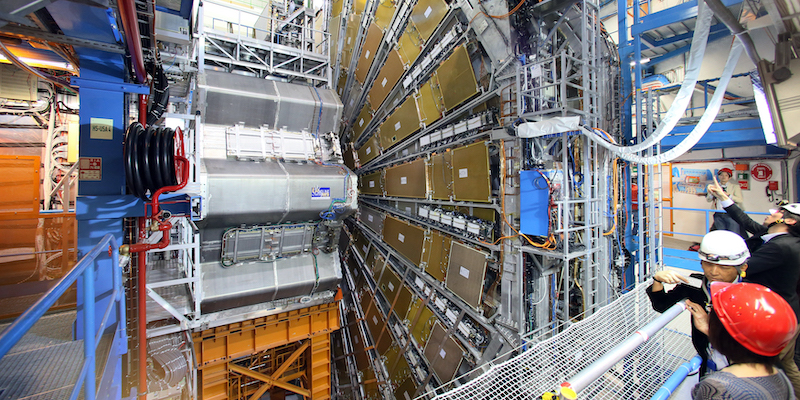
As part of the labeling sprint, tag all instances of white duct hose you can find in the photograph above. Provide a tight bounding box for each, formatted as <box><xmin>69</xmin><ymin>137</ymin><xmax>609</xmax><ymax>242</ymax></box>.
<box><xmin>586</xmin><ymin>38</ymin><xmax>744</xmax><ymax>164</ymax></box>
<box><xmin>616</xmin><ymin>0</ymin><xmax>713</xmax><ymax>154</ymax></box>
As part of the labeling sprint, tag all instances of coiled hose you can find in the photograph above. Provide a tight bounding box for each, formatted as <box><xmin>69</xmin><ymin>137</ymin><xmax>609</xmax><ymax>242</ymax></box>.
<box><xmin>124</xmin><ymin>122</ymin><xmax>178</xmax><ymax>200</ymax></box>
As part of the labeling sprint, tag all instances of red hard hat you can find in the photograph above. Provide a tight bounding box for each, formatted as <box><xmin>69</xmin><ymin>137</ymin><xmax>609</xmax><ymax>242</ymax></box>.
<box><xmin>711</xmin><ymin>282</ymin><xmax>798</xmax><ymax>356</ymax></box>
<box><xmin>718</xmin><ymin>168</ymin><xmax>733</xmax><ymax>177</ymax></box>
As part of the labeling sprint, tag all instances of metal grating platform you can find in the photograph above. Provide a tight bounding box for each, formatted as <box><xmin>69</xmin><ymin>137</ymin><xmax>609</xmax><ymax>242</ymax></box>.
<box><xmin>0</xmin><ymin>311</ymin><xmax>82</xmax><ymax>400</ymax></box>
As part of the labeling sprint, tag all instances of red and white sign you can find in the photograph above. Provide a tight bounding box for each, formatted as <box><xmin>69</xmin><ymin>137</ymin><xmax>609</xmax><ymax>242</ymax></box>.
<box><xmin>750</xmin><ymin>163</ymin><xmax>773</xmax><ymax>182</ymax></box>
<box><xmin>79</xmin><ymin>157</ymin><xmax>102</xmax><ymax>181</ymax></box>
<box><xmin>738</xmin><ymin>180</ymin><xmax>749</xmax><ymax>190</ymax></box>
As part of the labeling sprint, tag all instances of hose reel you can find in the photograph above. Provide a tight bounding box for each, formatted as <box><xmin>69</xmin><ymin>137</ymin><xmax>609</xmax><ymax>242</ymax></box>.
<box><xmin>124</xmin><ymin>122</ymin><xmax>182</xmax><ymax>201</ymax></box>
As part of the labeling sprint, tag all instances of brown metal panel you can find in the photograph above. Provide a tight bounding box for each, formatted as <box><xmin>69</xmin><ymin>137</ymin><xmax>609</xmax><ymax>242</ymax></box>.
<box><xmin>395</xmin><ymin>377</ymin><xmax>417</xmax><ymax>400</ymax></box>
<box><xmin>378</xmin><ymin>268</ymin><xmax>402</xmax><ymax>307</ymax></box>
<box><xmin>395</xmin><ymin>201</ymin><xmax>417</xmax><ymax>216</ymax></box>
<box><xmin>329</xmin><ymin>15</ymin><xmax>342</xmax><ymax>62</ymax></box>
<box><xmin>368</xmin><ymin>50</ymin><xmax>404</xmax><ymax>108</ymax></box>
<box><xmin>429</xmin><ymin>152</ymin><xmax>453</xmax><ymax>200</ymax></box>
<box><xmin>385</xmin><ymin>158</ymin><xmax>427</xmax><ymax>198</ymax></box>
<box><xmin>353</xmin><ymin>103</ymin><xmax>373</xmax><ymax>141</ymax></box>
<box><xmin>409</xmin><ymin>0</ymin><xmax>448</xmax><ymax>42</ymax></box>
<box><xmin>353</xmin><ymin>228</ymin><xmax>370</xmax><ymax>258</ymax></box>
<box><xmin>423</xmin><ymin>322</ymin><xmax>464</xmax><ymax>383</ymax></box>
<box><xmin>393</xmin><ymin>285</ymin><xmax>413</xmax><ymax>321</ymax></box>
<box><xmin>382</xmin><ymin>215</ymin><xmax>425</xmax><ymax>265</ymax></box>
<box><xmin>416</xmin><ymin>80</ymin><xmax>443</xmax><ymax>126</ymax></box>
<box><xmin>408</xmin><ymin>298</ymin><xmax>435</xmax><ymax>345</ymax></box>
<box><xmin>359</xmin><ymin>170</ymin><xmax>383</xmax><ymax>195</ymax></box>
<box><xmin>374</xmin><ymin>0</ymin><xmax>396</xmax><ymax>30</ymax></box>
<box><xmin>341</xmin><ymin>16</ymin><xmax>361</xmax><ymax>69</ymax></box>
<box><xmin>396</xmin><ymin>24</ymin><xmax>423</xmax><ymax>66</ymax></box>
<box><xmin>437</xmin><ymin>45</ymin><xmax>479</xmax><ymax>111</ymax></box>
<box><xmin>343</xmin><ymin>141</ymin><xmax>356</xmax><ymax>171</ymax></box>
<box><xmin>355</xmin><ymin>24</ymin><xmax>384</xmax><ymax>83</ymax></box>
<box><xmin>422</xmin><ymin>230</ymin><xmax>450</xmax><ymax>282</ymax></box>
<box><xmin>365</xmin><ymin>303</ymin><xmax>385</xmax><ymax>342</ymax></box>
<box><xmin>446</xmin><ymin>242</ymin><xmax>488</xmax><ymax>308</ymax></box>
<box><xmin>336</xmin><ymin>70</ymin><xmax>348</xmax><ymax>98</ymax></box>
<box><xmin>379</xmin><ymin>97</ymin><xmax>421</xmax><ymax>150</ymax></box>
<box><xmin>357</xmin><ymin>135</ymin><xmax>381</xmax><ymax>165</ymax></box>
<box><xmin>354</xmin><ymin>0</ymin><xmax>368</xmax><ymax>15</ymax></box>
<box><xmin>359</xmin><ymin>205</ymin><xmax>384</xmax><ymax>234</ymax></box>
<box><xmin>451</xmin><ymin>141</ymin><xmax>491</xmax><ymax>202</ymax></box>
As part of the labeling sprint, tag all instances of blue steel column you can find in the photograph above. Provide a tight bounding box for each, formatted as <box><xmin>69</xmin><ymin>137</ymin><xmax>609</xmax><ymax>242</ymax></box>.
<box><xmin>44</xmin><ymin>3</ymin><xmax>145</xmax><ymax>398</ymax></box>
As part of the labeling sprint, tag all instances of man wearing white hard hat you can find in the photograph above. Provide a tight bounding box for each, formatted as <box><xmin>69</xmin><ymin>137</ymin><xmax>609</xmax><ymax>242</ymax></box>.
<box><xmin>648</xmin><ymin>230</ymin><xmax>749</xmax><ymax>376</ymax></box>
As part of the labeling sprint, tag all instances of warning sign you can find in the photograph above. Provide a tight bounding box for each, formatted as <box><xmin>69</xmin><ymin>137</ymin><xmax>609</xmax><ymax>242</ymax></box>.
<box><xmin>750</xmin><ymin>163</ymin><xmax>773</xmax><ymax>182</ymax></box>
<box><xmin>79</xmin><ymin>157</ymin><xmax>102</xmax><ymax>181</ymax></box>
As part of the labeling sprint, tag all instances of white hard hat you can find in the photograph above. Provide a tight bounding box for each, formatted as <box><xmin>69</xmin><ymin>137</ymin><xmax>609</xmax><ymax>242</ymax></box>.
<box><xmin>781</xmin><ymin>203</ymin><xmax>800</xmax><ymax>216</ymax></box>
<box><xmin>698</xmin><ymin>230</ymin><xmax>750</xmax><ymax>266</ymax></box>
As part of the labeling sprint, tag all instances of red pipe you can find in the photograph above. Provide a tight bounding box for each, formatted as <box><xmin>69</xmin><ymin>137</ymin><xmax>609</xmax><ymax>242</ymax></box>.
<box><xmin>138</xmin><ymin>95</ymin><xmax>148</xmax><ymax>125</ymax></box>
<box><xmin>135</xmin><ymin>217</ymin><xmax>147</xmax><ymax>399</ymax></box>
<box><xmin>117</xmin><ymin>0</ymin><xmax>147</xmax><ymax>84</ymax></box>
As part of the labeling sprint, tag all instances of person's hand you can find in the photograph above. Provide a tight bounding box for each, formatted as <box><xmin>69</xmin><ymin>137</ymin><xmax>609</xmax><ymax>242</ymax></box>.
<box><xmin>654</xmin><ymin>270</ymin><xmax>689</xmax><ymax>285</ymax></box>
<box><xmin>707</xmin><ymin>175</ymin><xmax>731</xmax><ymax>201</ymax></box>
<box><xmin>686</xmin><ymin>300</ymin><xmax>709</xmax><ymax>335</ymax></box>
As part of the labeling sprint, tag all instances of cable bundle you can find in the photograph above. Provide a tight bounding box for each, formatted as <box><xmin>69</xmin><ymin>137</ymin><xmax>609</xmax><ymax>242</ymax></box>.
<box><xmin>124</xmin><ymin>122</ymin><xmax>178</xmax><ymax>200</ymax></box>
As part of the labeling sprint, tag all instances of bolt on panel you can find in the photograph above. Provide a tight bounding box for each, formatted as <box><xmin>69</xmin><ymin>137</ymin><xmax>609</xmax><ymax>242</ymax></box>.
<box><xmin>340</xmin><ymin>17</ymin><xmax>361</xmax><ymax>69</ymax></box>
<box><xmin>445</xmin><ymin>241</ymin><xmax>488</xmax><ymax>308</ymax></box>
<box><xmin>368</xmin><ymin>49</ymin><xmax>405</xmax><ymax>109</ymax></box>
<box><xmin>408</xmin><ymin>297</ymin><xmax>435</xmax><ymax>345</ymax></box>
<box><xmin>417</xmin><ymin>79</ymin><xmax>444</xmax><ymax>126</ymax></box>
<box><xmin>451</xmin><ymin>141</ymin><xmax>491</xmax><ymax>202</ymax></box>
<box><xmin>409</xmin><ymin>0</ymin><xmax>449</xmax><ymax>42</ymax></box>
<box><xmin>379</xmin><ymin>96</ymin><xmax>422</xmax><ymax>150</ymax></box>
<box><xmin>359</xmin><ymin>205</ymin><xmax>385</xmax><ymax>234</ymax></box>
<box><xmin>355</xmin><ymin>24</ymin><xmax>384</xmax><ymax>83</ymax></box>
<box><xmin>421</xmin><ymin>230</ymin><xmax>450</xmax><ymax>282</ymax></box>
<box><xmin>374</xmin><ymin>0</ymin><xmax>397</xmax><ymax>30</ymax></box>
<box><xmin>382</xmin><ymin>215</ymin><xmax>426</xmax><ymax>265</ymax></box>
<box><xmin>423</xmin><ymin>321</ymin><xmax>464</xmax><ymax>383</ymax></box>
<box><xmin>428</xmin><ymin>151</ymin><xmax>453</xmax><ymax>200</ymax></box>
<box><xmin>353</xmin><ymin>102</ymin><xmax>374</xmax><ymax>141</ymax></box>
<box><xmin>357</xmin><ymin>135</ymin><xmax>382</xmax><ymax>165</ymax></box>
<box><xmin>359</xmin><ymin>170</ymin><xmax>383</xmax><ymax>195</ymax></box>
<box><xmin>385</xmin><ymin>158</ymin><xmax>427</xmax><ymax>198</ymax></box>
<box><xmin>438</xmin><ymin>45</ymin><xmax>480</xmax><ymax>111</ymax></box>
<box><xmin>396</xmin><ymin>24</ymin><xmax>423</xmax><ymax>66</ymax></box>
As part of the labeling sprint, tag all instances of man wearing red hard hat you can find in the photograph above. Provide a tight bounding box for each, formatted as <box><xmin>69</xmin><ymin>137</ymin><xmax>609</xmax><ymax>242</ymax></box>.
<box><xmin>705</xmin><ymin>168</ymin><xmax>746</xmax><ymax>238</ymax></box>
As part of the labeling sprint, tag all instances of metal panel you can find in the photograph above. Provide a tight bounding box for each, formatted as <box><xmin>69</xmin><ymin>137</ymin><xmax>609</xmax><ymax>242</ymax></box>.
<box><xmin>359</xmin><ymin>171</ymin><xmax>383</xmax><ymax>195</ymax></box>
<box><xmin>221</xmin><ymin>223</ymin><xmax>315</xmax><ymax>266</ymax></box>
<box><xmin>359</xmin><ymin>205</ymin><xmax>385</xmax><ymax>234</ymax></box>
<box><xmin>409</xmin><ymin>0</ymin><xmax>448</xmax><ymax>41</ymax></box>
<box><xmin>329</xmin><ymin>15</ymin><xmax>342</xmax><ymax>62</ymax></box>
<box><xmin>408</xmin><ymin>298</ymin><xmax>435</xmax><ymax>345</ymax></box>
<box><xmin>379</xmin><ymin>96</ymin><xmax>421</xmax><ymax>150</ymax></box>
<box><xmin>0</xmin><ymin>156</ymin><xmax>39</xmax><ymax>217</ymax></box>
<box><xmin>437</xmin><ymin>45</ymin><xmax>479</xmax><ymax>111</ymax></box>
<box><xmin>332</xmin><ymin>0</ymin><xmax>344</xmax><ymax>16</ymax></box>
<box><xmin>395</xmin><ymin>201</ymin><xmax>417</xmax><ymax>216</ymax></box>
<box><xmin>369</xmin><ymin>50</ymin><xmax>405</xmax><ymax>108</ymax></box>
<box><xmin>382</xmin><ymin>216</ymin><xmax>426</xmax><ymax>265</ymax></box>
<box><xmin>341</xmin><ymin>17</ymin><xmax>360</xmax><ymax>69</ymax></box>
<box><xmin>354</xmin><ymin>0</ymin><xmax>368</xmax><ymax>15</ymax></box>
<box><xmin>451</xmin><ymin>142</ymin><xmax>491</xmax><ymax>202</ymax></box>
<box><xmin>337</xmin><ymin>71</ymin><xmax>348</xmax><ymax>97</ymax></box>
<box><xmin>353</xmin><ymin>103</ymin><xmax>374</xmax><ymax>141</ymax></box>
<box><xmin>422</xmin><ymin>230</ymin><xmax>450</xmax><ymax>282</ymax></box>
<box><xmin>374</xmin><ymin>0</ymin><xmax>397</xmax><ymax>30</ymax></box>
<box><xmin>385</xmin><ymin>158</ymin><xmax>427</xmax><ymax>198</ymax></box>
<box><xmin>417</xmin><ymin>80</ymin><xmax>443</xmax><ymax>125</ymax></box>
<box><xmin>445</xmin><ymin>242</ymin><xmax>487</xmax><ymax>308</ymax></box>
<box><xmin>378</xmin><ymin>268</ymin><xmax>402</xmax><ymax>307</ymax></box>
<box><xmin>396</xmin><ymin>25</ymin><xmax>423</xmax><ymax>66</ymax></box>
<box><xmin>423</xmin><ymin>322</ymin><xmax>464</xmax><ymax>383</ymax></box>
<box><xmin>393</xmin><ymin>285</ymin><xmax>413</xmax><ymax>321</ymax></box>
<box><xmin>355</xmin><ymin>24</ymin><xmax>384</xmax><ymax>83</ymax></box>
<box><xmin>200</xmin><ymin>159</ymin><xmax>357</xmax><ymax>228</ymax></box>
<box><xmin>353</xmin><ymin>228</ymin><xmax>370</xmax><ymax>258</ymax></box>
<box><xmin>343</xmin><ymin>142</ymin><xmax>357</xmax><ymax>170</ymax></box>
<box><xmin>370</xmin><ymin>253</ymin><xmax>386</xmax><ymax>281</ymax></box>
<box><xmin>395</xmin><ymin>377</ymin><xmax>417</xmax><ymax>400</ymax></box>
<box><xmin>429</xmin><ymin>152</ymin><xmax>453</xmax><ymax>200</ymax></box>
<box><xmin>200</xmin><ymin>252</ymin><xmax>341</xmax><ymax>313</ymax></box>
<box><xmin>357</xmin><ymin>135</ymin><xmax>381</xmax><ymax>164</ymax></box>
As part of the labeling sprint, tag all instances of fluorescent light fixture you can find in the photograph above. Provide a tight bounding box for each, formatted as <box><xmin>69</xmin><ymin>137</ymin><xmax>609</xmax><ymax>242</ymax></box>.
<box><xmin>0</xmin><ymin>54</ymin><xmax>74</xmax><ymax>72</ymax></box>
<box><xmin>630</xmin><ymin>57</ymin><xmax>651</xmax><ymax>67</ymax></box>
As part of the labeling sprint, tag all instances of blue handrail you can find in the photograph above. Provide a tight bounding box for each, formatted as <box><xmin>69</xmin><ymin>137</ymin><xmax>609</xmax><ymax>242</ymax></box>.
<box><xmin>0</xmin><ymin>233</ymin><xmax>122</xmax><ymax>400</ymax></box>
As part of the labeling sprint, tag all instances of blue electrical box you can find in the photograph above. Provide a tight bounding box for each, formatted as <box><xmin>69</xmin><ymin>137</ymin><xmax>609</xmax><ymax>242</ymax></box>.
<box><xmin>520</xmin><ymin>170</ymin><xmax>550</xmax><ymax>237</ymax></box>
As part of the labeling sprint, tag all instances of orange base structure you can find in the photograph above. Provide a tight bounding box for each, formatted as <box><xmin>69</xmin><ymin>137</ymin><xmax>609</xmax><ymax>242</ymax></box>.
<box><xmin>193</xmin><ymin>302</ymin><xmax>340</xmax><ymax>400</ymax></box>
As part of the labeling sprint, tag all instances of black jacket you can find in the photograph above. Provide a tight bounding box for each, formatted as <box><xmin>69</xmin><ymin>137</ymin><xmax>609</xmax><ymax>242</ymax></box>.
<box><xmin>724</xmin><ymin>204</ymin><xmax>800</xmax><ymax>318</ymax></box>
<box><xmin>647</xmin><ymin>283</ymin><xmax>711</xmax><ymax>376</ymax></box>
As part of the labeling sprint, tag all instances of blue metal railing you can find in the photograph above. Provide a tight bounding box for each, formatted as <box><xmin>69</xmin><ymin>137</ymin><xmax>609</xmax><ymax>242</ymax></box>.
<box><xmin>662</xmin><ymin>206</ymin><xmax>769</xmax><ymax>238</ymax></box>
<box><xmin>0</xmin><ymin>233</ymin><xmax>123</xmax><ymax>400</ymax></box>
<box><xmin>651</xmin><ymin>355</ymin><xmax>702</xmax><ymax>400</ymax></box>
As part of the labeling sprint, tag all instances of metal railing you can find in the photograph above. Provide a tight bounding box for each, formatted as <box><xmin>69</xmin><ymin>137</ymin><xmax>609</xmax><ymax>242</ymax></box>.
<box><xmin>0</xmin><ymin>233</ymin><xmax>123</xmax><ymax>400</ymax></box>
<box><xmin>662</xmin><ymin>205</ymin><xmax>769</xmax><ymax>238</ymax></box>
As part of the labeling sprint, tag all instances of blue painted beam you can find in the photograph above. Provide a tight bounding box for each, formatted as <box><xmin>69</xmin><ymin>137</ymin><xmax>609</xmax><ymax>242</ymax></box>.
<box><xmin>648</xmin><ymin>30</ymin><xmax>732</xmax><ymax>65</ymax></box>
<box><xmin>648</xmin><ymin>23</ymin><xmax>729</xmax><ymax>48</ymax></box>
<box><xmin>632</xmin><ymin>0</ymin><xmax>743</xmax><ymax>35</ymax></box>
<box><xmin>660</xmin><ymin>119</ymin><xmax>767</xmax><ymax>150</ymax></box>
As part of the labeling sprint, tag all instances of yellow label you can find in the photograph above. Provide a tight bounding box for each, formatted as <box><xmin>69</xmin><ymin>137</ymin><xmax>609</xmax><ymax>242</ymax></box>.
<box><xmin>90</xmin><ymin>117</ymin><xmax>113</xmax><ymax>140</ymax></box>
